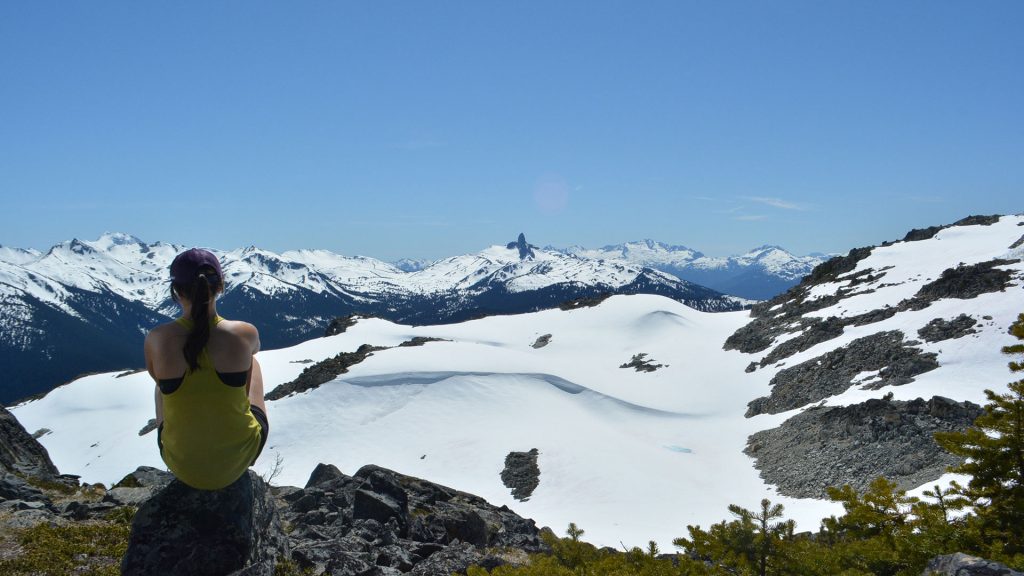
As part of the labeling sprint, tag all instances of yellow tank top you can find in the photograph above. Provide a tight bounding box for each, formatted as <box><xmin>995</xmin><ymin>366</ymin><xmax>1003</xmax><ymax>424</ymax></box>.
<box><xmin>159</xmin><ymin>316</ymin><xmax>261</xmax><ymax>490</ymax></box>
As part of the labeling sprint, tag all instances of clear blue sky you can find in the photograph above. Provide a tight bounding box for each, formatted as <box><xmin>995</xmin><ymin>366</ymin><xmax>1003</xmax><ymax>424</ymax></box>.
<box><xmin>2</xmin><ymin>2</ymin><xmax>1021</xmax><ymax>260</ymax></box>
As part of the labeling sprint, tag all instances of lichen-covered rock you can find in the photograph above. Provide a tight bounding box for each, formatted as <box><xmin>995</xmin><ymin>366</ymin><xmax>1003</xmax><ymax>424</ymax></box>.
<box><xmin>281</xmin><ymin>463</ymin><xmax>546</xmax><ymax>575</ymax></box>
<box><xmin>121</xmin><ymin>470</ymin><xmax>289</xmax><ymax>576</ymax></box>
<box><xmin>409</xmin><ymin>541</ymin><xmax>504</xmax><ymax>576</ymax></box>
<box><xmin>0</xmin><ymin>473</ymin><xmax>48</xmax><ymax>503</ymax></box>
<box><xmin>923</xmin><ymin>552</ymin><xmax>1024</xmax><ymax>575</ymax></box>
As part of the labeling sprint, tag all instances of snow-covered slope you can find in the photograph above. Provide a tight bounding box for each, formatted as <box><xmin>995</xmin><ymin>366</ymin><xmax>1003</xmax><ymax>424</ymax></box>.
<box><xmin>12</xmin><ymin>295</ymin><xmax>832</xmax><ymax>549</ymax></box>
<box><xmin>558</xmin><ymin>241</ymin><xmax>830</xmax><ymax>300</ymax></box>
<box><xmin>11</xmin><ymin>214</ymin><xmax>1024</xmax><ymax>549</ymax></box>
<box><xmin>0</xmin><ymin>233</ymin><xmax>740</xmax><ymax>403</ymax></box>
<box><xmin>730</xmin><ymin>214</ymin><xmax>1024</xmax><ymax>498</ymax></box>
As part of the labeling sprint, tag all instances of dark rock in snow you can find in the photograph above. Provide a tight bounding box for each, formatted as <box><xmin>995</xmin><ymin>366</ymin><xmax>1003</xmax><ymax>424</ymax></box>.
<box><xmin>803</xmin><ymin>247</ymin><xmax>875</xmax><ymax>286</ymax></box>
<box><xmin>902</xmin><ymin>215</ymin><xmax>1000</xmax><ymax>244</ymax></box>
<box><xmin>620</xmin><ymin>353</ymin><xmax>665</xmax><ymax>372</ymax></box>
<box><xmin>953</xmin><ymin>214</ymin><xmax>1002</xmax><ymax>227</ymax></box>
<box><xmin>398</xmin><ymin>337</ymin><xmax>448</xmax><ymax>347</ymax></box>
<box><xmin>501</xmin><ymin>449</ymin><xmax>540</xmax><ymax>501</ymax></box>
<box><xmin>266</xmin><ymin>343</ymin><xmax>386</xmax><ymax>400</ymax></box>
<box><xmin>138</xmin><ymin>418</ymin><xmax>158</xmax><ymax>436</ymax></box>
<box><xmin>746</xmin><ymin>331</ymin><xmax>939</xmax><ymax>417</ymax></box>
<box><xmin>903</xmin><ymin>226</ymin><xmax>944</xmax><ymax>242</ymax></box>
<box><xmin>918</xmin><ymin>314</ymin><xmax>979</xmax><ymax>342</ymax></box>
<box><xmin>924</xmin><ymin>552</ymin><xmax>1024</xmax><ymax>575</ymax></box>
<box><xmin>745</xmin><ymin>396</ymin><xmax>982</xmax><ymax>498</ymax></box>
<box><xmin>559</xmin><ymin>293</ymin><xmax>613</xmax><ymax>310</ymax></box>
<box><xmin>902</xmin><ymin>259</ymin><xmax>1020</xmax><ymax>310</ymax></box>
<box><xmin>324</xmin><ymin>315</ymin><xmax>361</xmax><ymax>337</ymax></box>
<box><xmin>531</xmin><ymin>334</ymin><xmax>552</xmax><ymax>349</ymax></box>
<box><xmin>122</xmin><ymin>470</ymin><xmax>289</xmax><ymax>576</ymax></box>
<box><xmin>760</xmin><ymin>316</ymin><xmax>845</xmax><ymax>366</ymax></box>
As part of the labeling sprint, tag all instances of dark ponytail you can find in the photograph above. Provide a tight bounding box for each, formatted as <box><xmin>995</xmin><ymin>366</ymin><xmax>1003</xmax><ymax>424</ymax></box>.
<box><xmin>176</xmin><ymin>266</ymin><xmax>221</xmax><ymax>371</ymax></box>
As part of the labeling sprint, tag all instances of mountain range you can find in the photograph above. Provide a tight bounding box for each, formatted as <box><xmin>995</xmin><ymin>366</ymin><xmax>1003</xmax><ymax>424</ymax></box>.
<box><xmin>0</xmin><ymin>232</ymin><xmax>745</xmax><ymax>404</ymax></box>
<box><xmin>552</xmin><ymin>241</ymin><xmax>830</xmax><ymax>300</ymax></box>
<box><xmin>11</xmin><ymin>213</ymin><xmax>1023</xmax><ymax>548</ymax></box>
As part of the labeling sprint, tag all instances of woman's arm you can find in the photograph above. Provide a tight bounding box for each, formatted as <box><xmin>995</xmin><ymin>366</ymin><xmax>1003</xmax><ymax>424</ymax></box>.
<box><xmin>144</xmin><ymin>330</ymin><xmax>163</xmax><ymax>424</ymax></box>
<box><xmin>246</xmin><ymin>356</ymin><xmax>267</xmax><ymax>415</ymax></box>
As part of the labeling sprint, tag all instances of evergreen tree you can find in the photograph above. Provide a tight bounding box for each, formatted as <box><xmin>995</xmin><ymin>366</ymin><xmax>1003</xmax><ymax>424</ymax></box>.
<box><xmin>822</xmin><ymin>477</ymin><xmax>921</xmax><ymax>575</ymax></box>
<box><xmin>935</xmin><ymin>312</ymin><xmax>1024</xmax><ymax>556</ymax></box>
<box><xmin>675</xmin><ymin>498</ymin><xmax>792</xmax><ymax>576</ymax></box>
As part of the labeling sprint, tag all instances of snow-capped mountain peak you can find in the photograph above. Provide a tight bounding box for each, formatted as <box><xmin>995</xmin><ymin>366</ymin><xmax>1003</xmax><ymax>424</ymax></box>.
<box><xmin>553</xmin><ymin>240</ymin><xmax>829</xmax><ymax>299</ymax></box>
<box><xmin>0</xmin><ymin>232</ymin><xmax>741</xmax><ymax>403</ymax></box>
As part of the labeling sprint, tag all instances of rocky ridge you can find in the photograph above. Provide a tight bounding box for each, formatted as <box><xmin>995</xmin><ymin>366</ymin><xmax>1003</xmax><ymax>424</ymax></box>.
<box><xmin>265</xmin><ymin>325</ymin><xmax>451</xmax><ymax>400</ymax></box>
<box><xmin>746</xmin><ymin>331</ymin><xmax>940</xmax><ymax>417</ymax></box>
<box><xmin>745</xmin><ymin>396</ymin><xmax>983</xmax><ymax>498</ymax></box>
<box><xmin>728</xmin><ymin>214</ymin><xmax>1024</xmax><ymax>499</ymax></box>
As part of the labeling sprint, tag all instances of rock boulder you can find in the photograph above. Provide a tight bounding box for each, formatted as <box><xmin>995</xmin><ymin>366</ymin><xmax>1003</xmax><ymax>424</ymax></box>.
<box><xmin>121</xmin><ymin>470</ymin><xmax>289</xmax><ymax>576</ymax></box>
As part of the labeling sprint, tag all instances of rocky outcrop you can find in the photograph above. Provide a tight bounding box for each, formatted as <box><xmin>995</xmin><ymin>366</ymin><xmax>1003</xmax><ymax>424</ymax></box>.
<box><xmin>904</xmin><ymin>259</ymin><xmax>1019</xmax><ymax>309</ymax></box>
<box><xmin>268</xmin><ymin>337</ymin><xmax>450</xmax><ymax>400</ymax></box>
<box><xmin>0</xmin><ymin>405</ymin><xmax>60</xmax><ymax>481</ymax></box>
<box><xmin>924</xmin><ymin>553</ymin><xmax>1024</xmax><ymax>575</ymax></box>
<box><xmin>902</xmin><ymin>215</ymin><xmax>1002</xmax><ymax>244</ymax></box>
<box><xmin>724</xmin><ymin>217</ymin><xmax>1020</xmax><ymax>363</ymax></box>
<box><xmin>266</xmin><ymin>344</ymin><xmax>387</xmax><ymax>400</ymax></box>
<box><xmin>746</xmin><ymin>331</ymin><xmax>939</xmax><ymax>417</ymax></box>
<box><xmin>280</xmin><ymin>463</ymin><xmax>546</xmax><ymax>575</ymax></box>
<box><xmin>122</xmin><ymin>469</ymin><xmax>289</xmax><ymax>576</ymax></box>
<box><xmin>325</xmin><ymin>315</ymin><xmax>361</xmax><ymax>336</ymax></box>
<box><xmin>745</xmin><ymin>396</ymin><xmax>982</xmax><ymax>498</ymax></box>
<box><xmin>619</xmin><ymin>353</ymin><xmax>666</xmax><ymax>372</ymax></box>
<box><xmin>729</xmin><ymin>257</ymin><xmax>1016</xmax><ymax>367</ymax></box>
<box><xmin>398</xmin><ymin>337</ymin><xmax>448</xmax><ymax>347</ymax></box>
<box><xmin>531</xmin><ymin>334</ymin><xmax>552</xmax><ymax>349</ymax></box>
<box><xmin>559</xmin><ymin>293</ymin><xmax>612</xmax><ymax>310</ymax></box>
<box><xmin>507</xmin><ymin>233</ymin><xmax>538</xmax><ymax>260</ymax></box>
<box><xmin>501</xmin><ymin>449</ymin><xmax>540</xmax><ymax>501</ymax></box>
<box><xmin>918</xmin><ymin>314</ymin><xmax>978</xmax><ymax>342</ymax></box>
<box><xmin>759</xmin><ymin>316</ymin><xmax>845</xmax><ymax>367</ymax></box>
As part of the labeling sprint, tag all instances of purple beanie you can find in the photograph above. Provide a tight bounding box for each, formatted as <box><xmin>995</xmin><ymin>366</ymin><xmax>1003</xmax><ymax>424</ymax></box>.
<box><xmin>169</xmin><ymin>248</ymin><xmax>223</xmax><ymax>283</ymax></box>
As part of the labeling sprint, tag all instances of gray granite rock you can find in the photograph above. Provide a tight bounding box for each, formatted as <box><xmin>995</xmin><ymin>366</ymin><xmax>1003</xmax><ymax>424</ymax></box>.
<box><xmin>501</xmin><ymin>449</ymin><xmax>540</xmax><ymax>502</ymax></box>
<box><xmin>918</xmin><ymin>314</ymin><xmax>979</xmax><ymax>343</ymax></box>
<box><xmin>746</xmin><ymin>396</ymin><xmax>983</xmax><ymax>497</ymax></box>
<box><xmin>923</xmin><ymin>553</ymin><xmax>1024</xmax><ymax>576</ymax></box>
<box><xmin>746</xmin><ymin>331</ymin><xmax>939</xmax><ymax>417</ymax></box>
<box><xmin>0</xmin><ymin>405</ymin><xmax>60</xmax><ymax>481</ymax></box>
<box><xmin>121</xmin><ymin>470</ymin><xmax>289</xmax><ymax>576</ymax></box>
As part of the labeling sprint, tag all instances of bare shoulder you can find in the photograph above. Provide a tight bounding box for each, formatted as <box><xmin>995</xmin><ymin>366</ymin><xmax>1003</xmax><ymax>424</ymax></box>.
<box><xmin>219</xmin><ymin>319</ymin><xmax>261</xmax><ymax>353</ymax></box>
<box><xmin>145</xmin><ymin>321</ymin><xmax>183</xmax><ymax>346</ymax></box>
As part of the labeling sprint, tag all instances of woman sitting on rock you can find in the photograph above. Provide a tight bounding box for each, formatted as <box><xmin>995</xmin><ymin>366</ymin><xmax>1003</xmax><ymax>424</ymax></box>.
<box><xmin>144</xmin><ymin>248</ymin><xmax>269</xmax><ymax>490</ymax></box>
